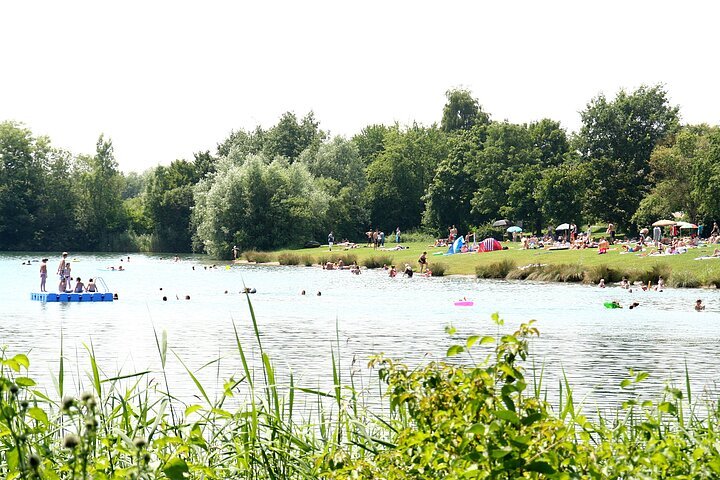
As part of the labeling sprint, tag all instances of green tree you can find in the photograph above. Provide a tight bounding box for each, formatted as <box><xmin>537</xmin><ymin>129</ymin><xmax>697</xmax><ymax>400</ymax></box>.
<box><xmin>422</xmin><ymin>125</ymin><xmax>486</xmax><ymax>233</ymax></box>
<box><xmin>144</xmin><ymin>159</ymin><xmax>200</xmax><ymax>252</ymax></box>
<box><xmin>0</xmin><ymin>121</ymin><xmax>48</xmax><ymax>249</ymax></box>
<box><xmin>576</xmin><ymin>85</ymin><xmax>680</xmax><ymax>229</ymax></box>
<box><xmin>352</xmin><ymin>124</ymin><xmax>393</xmax><ymax>165</ymax></box>
<box><xmin>263</xmin><ymin>111</ymin><xmax>325</xmax><ymax>161</ymax></box>
<box><xmin>73</xmin><ymin>135</ymin><xmax>126</xmax><ymax>249</ymax></box>
<box><xmin>193</xmin><ymin>156</ymin><xmax>329</xmax><ymax>258</ymax></box>
<box><xmin>366</xmin><ymin>125</ymin><xmax>448</xmax><ymax>231</ymax></box>
<box><xmin>440</xmin><ymin>88</ymin><xmax>490</xmax><ymax>133</ymax></box>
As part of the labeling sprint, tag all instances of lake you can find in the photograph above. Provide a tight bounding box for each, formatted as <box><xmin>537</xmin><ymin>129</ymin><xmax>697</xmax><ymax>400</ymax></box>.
<box><xmin>2</xmin><ymin>252</ymin><xmax>720</xmax><ymax>415</ymax></box>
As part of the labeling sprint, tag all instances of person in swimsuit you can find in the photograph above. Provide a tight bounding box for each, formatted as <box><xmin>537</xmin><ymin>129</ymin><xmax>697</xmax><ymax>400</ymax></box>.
<box><xmin>40</xmin><ymin>258</ymin><xmax>48</xmax><ymax>292</ymax></box>
<box><xmin>418</xmin><ymin>252</ymin><xmax>428</xmax><ymax>273</ymax></box>
<box><xmin>74</xmin><ymin>277</ymin><xmax>85</xmax><ymax>293</ymax></box>
<box><xmin>86</xmin><ymin>278</ymin><xmax>98</xmax><ymax>292</ymax></box>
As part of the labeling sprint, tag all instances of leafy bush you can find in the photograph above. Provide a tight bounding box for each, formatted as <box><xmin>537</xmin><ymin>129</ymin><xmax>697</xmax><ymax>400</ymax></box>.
<box><xmin>475</xmin><ymin>259</ymin><xmax>517</xmax><ymax>279</ymax></box>
<box><xmin>278</xmin><ymin>252</ymin><xmax>300</xmax><ymax>265</ymax></box>
<box><xmin>301</xmin><ymin>254</ymin><xmax>315</xmax><ymax>266</ymax></box>
<box><xmin>332</xmin><ymin>253</ymin><xmax>358</xmax><ymax>266</ymax></box>
<box><xmin>400</xmin><ymin>229</ymin><xmax>435</xmax><ymax>244</ymax></box>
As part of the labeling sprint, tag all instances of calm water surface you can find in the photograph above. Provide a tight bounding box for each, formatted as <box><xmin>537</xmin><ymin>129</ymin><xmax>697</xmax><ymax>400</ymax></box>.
<box><xmin>2</xmin><ymin>252</ymin><xmax>720</xmax><ymax>414</ymax></box>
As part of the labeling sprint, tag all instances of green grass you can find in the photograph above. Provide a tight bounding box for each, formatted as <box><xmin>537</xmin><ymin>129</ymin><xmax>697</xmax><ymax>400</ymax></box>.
<box><xmin>257</xmin><ymin>241</ymin><xmax>720</xmax><ymax>286</ymax></box>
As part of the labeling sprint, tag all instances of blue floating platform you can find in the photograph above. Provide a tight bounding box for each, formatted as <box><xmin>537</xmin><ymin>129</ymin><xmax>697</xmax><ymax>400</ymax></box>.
<box><xmin>31</xmin><ymin>292</ymin><xmax>114</xmax><ymax>302</ymax></box>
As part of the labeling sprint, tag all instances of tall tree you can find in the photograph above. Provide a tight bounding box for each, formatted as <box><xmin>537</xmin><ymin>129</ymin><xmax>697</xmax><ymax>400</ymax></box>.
<box><xmin>440</xmin><ymin>88</ymin><xmax>490</xmax><ymax>133</ymax></box>
<box><xmin>0</xmin><ymin>121</ymin><xmax>45</xmax><ymax>249</ymax></box>
<box><xmin>365</xmin><ymin>125</ymin><xmax>448</xmax><ymax>230</ymax></box>
<box><xmin>73</xmin><ymin>135</ymin><xmax>126</xmax><ymax>249</ymax></box>
<box><xmin>576</xmin><ymin>85</ymin><xmax>680</xmax><ymax>229</ymax></box>
<box><xmin>263</xmin><ymin>111</ymin><xmax>325</xmax><ymax>161</ymax></box>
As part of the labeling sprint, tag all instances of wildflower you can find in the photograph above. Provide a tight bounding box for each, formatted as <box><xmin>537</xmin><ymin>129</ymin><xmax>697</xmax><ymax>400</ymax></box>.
<box><xmin>29</xmin><ymin>453</ymin><xmax>41</xmax><ymax>469</ymax></box>
<box><xmin>133</xmin><ymin>437</ymin><xmax>148</xmax><ymax>449</ymax></box>
<box><xmin>80</xmin><ymin>391</ymin><xmax>94</xmax><ymax>402</ymax></box>
<box><xmin>62</xmin><ymin>396</ymin><xmax>75</xmax><ymax>411</ymax></box>
<box><xmin>63</xmin><ymin>434</ymin><xmax>81</xmax><ymax>449</ymax></box>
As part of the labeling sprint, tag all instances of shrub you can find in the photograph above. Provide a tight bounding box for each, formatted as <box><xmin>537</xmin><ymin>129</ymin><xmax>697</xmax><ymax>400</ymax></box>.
<box><xmin>301</xmin><ymin>254</ymin><xmax>315</xmax><ymax>266</ymax></box>
<box><xmin>363</xmin><ymin>255</ymin><xmax>393</xmax><ymax>269</ymax></box>
<box><xmin>669</xmin><ymin>271</ymin><xmax>700</xmax><ymax>288</ymax></box>
<box><xmin>401</xmin><ymin>229</ymin><xmax>435</xmax><ymax>244</ymax></box>
<box><xmin>244</xmin><ymin>250</ymin><xmax>272</xmax><ymax>263</ymax></box>
<box><xmin>278</xmin><ymin>253</ymin><xmax>300</xmax><ymax>265</ymax></box>
<box><xmin>429</xmin><ymin>263</ymin><xmax>447</xmax><ymax>277</ymax></box>
<box><xmin>476</xmin><ymin>259</ymin><xmax>516</xmax><ymax>279</ymax></box>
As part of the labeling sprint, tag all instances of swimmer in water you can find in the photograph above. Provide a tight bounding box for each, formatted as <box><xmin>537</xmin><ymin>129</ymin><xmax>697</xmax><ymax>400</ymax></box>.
<box><xmin>695</xmin><ymin>299</ymin><xmax>705</xmax><ymax>311</ymax></box>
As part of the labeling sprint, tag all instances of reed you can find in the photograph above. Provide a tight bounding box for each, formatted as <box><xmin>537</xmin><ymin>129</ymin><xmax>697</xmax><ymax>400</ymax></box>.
<box><xmin>669</xmin><ymin>270</ymin><xmax>701</xmax><ymax>288</ymax></box>
<box><xmin>475</xmin><ymin>259</ymin><xmax>516</xmax><ymax>279</ymax></box>
<box><xmin>244</xmin><ymin>250</ymin><xmax>272</xmax><ymax>263</ymax></box>
<box><xmin>429</xmin><ymin>262</ymin><xmax>447</xmax><ymax>276</ymax></box>
<box><xmin>278</xmin><ymin>252</ymin><xmax>301</xmax><ymax>265</ymax></box>
<box><xmin>362</xmin><ymin>255</ymin><xmax>393</xmax><ymax>269</ymax></box>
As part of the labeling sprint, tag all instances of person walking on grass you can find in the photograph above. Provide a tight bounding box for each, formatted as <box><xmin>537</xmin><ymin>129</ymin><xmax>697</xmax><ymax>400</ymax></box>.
<box><xmin>328</xmin><ymin>231</ymin><xmax>335</xmax><ymax>251</ymax></box>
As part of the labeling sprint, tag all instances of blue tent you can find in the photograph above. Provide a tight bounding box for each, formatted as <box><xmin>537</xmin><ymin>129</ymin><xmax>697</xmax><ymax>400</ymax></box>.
<box><xmin>447</xmin><ymin>236</ymin><xmax>465</xmax><ymax>254</ymax></box>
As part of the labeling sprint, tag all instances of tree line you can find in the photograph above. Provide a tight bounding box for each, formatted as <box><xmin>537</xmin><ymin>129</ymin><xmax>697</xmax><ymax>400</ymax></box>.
<box><xmin>2</xmin><ymin>84</ymin><xmax>719</xmax><ymax>257</ymax></box>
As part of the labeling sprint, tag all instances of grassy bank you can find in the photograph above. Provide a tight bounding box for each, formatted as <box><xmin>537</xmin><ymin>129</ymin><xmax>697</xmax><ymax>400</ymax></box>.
<box><xmin>3</xmin><ymin>306</ymin><xmax>720</xmax><ymax>478</ymax></box>
<box><xmin>243</xmin><ymin>240</ymin><xmax>720</xmax><ymax>287</ymax></box>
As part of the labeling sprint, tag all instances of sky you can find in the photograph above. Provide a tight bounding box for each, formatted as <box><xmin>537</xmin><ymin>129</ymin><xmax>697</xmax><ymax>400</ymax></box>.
<box><xmin>1</xmin><ymin>1</ymin><xmax>719</xmax><ymax>172</ymax></box>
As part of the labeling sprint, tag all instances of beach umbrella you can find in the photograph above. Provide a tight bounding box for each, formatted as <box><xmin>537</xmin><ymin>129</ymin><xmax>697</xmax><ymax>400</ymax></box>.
<box><xmin>677</xmin><ymin>222</ymin><xmax>698</xmax><ymax>229</ymax></box>
<box><xmin>556</xmin><ymin>223</ymin><xmax>570</xmax><ymax>230</ymax></box>
<box><xmin>506</xmin><ymin>226</ymin><xmax>522</xmax><ymax>233</ymax></box>
<box><xmin>652</xmin><ymin>219</ymin><xmax>677</xmax><ymax>227</ymax></box>
<box><xmin>492</xmin><ymin>219</ymin><xmax>510</xmax><ymax>227</ymax></box>
<box><xmin>640</xmin><ymin>227</ymin><xmax>649</xmax><ymax>235</ymax></box>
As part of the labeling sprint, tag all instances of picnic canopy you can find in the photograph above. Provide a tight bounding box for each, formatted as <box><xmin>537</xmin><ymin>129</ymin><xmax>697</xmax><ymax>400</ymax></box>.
<box><xmin>492</xmin><ymin>219</ymin><xmax>510</xmax><ymax>227</ymax></box>
<box><xmin>652</xmin><ymin>219</ymin><xmax>676</xmax><ymax>227</ymax></box>
<box><xmin>556</xmin><ymin>223</ymin><xmax>570</xmax><ymax>230</ymax></box>
<box><xmin>507</xmin><ymin>226</ymin><xmax>522</xmax><ymax>233</ymax></box>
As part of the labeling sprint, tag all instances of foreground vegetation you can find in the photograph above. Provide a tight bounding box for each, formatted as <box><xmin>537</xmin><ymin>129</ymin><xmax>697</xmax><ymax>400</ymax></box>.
<box><xmin>246</xmin><ymin>238</ymin><xmax>720</xmax><ymax>287</ymax></box>
<box><xmin>3</xmin><ymin>301</ymin><xmax>720</xmax><ymax>478</ymax></box>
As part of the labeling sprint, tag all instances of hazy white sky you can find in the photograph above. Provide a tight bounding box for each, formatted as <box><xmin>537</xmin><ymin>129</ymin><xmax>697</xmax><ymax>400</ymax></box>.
<box><xmin>2</xmin><ymin>1</ymin><xmax>718</xmax><ymax>172</ymax></box>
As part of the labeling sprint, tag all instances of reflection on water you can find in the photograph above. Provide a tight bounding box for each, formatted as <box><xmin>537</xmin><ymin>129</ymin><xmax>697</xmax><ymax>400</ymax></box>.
<box><xmin>1</xmin><ymin>253</ymin><xmax>719</xmax><ymax>414</ymax></box>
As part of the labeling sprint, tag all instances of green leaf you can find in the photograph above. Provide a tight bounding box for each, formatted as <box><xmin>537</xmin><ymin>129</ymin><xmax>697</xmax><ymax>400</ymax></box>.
<box><xmin>3</xmin><ymin>359</ymin><xmax>20</xmax><ymax>372</ymax></box>
<box><xmin>444</xmin><ymin>325</ymin><xmax>457</xmax><ymax>335</ymax></box>
<box><xmin>27</xmin><ymin>407</ymin><xmax>49</xmax><ymax>426</ymax></box>
<box><xmin>620</xmin><ymin>379</ymin><xmax>632</xmax><ymax>389</ymax></box>
<box><xmin>466</xmin><ymin>335</ymin><xmax>480</xmax><ymax>348</ymax></box>
<box><xmin>490</xmin><ymin>446</ymin><xmax>512</xmax><ymax>458</ymax></box>
<box><xmin>467</xmin><ymin>423</ymin><xmax>484</xmax><ymax>434</ymax></box>
<box><xmin>13</xmin><ymin>354</ymin><xmax>29</xmax><ymax>369</ymax></box>
<box><xmin>496</xmin><ymin>409</ymin><xmax>519</xmax><ymax>424</ymax></box>
<box><xmin>184</xmin><ymin>405</ymin><xmax>203</xmax><ymax>417</ymax></box>
<box><xmin>658</xmin><ymin>401</ymin><xmax>677</xmax><ymax>415</ymax></box>
<box><xmin>635</xmin><ymin>371</ymin><xmax>649</xmax><ymax>382</ymax></box>
<box><xmin>480</xmin><ymin>336</ymin><xmax>496</xmax><ymax>345</ymax></box>
<box><xmin>526</xmin><ymin>461</ymin><xmax>556</xmax><ymax>474</ymax></box>
<box><xmin>447</xmin><ymin>345</ymin><xmax>465</xmax><ymax>357</ymax></box>
<box><xmin>15</xmin><ymin>377</ymin><xmax>35</xmax><ymax>387</ymax></box>
<box><xmin>163</xmin><ymin>457</ymin><xmax>189</xmax><ymax>480</ymax></box>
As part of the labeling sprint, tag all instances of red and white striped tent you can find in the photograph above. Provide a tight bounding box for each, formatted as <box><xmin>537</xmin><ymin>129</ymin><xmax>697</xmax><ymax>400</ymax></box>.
<box><xmin>477</xmin><ymin>238</ymin><xmax>502</xmax><ymax>253</ymax></box>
